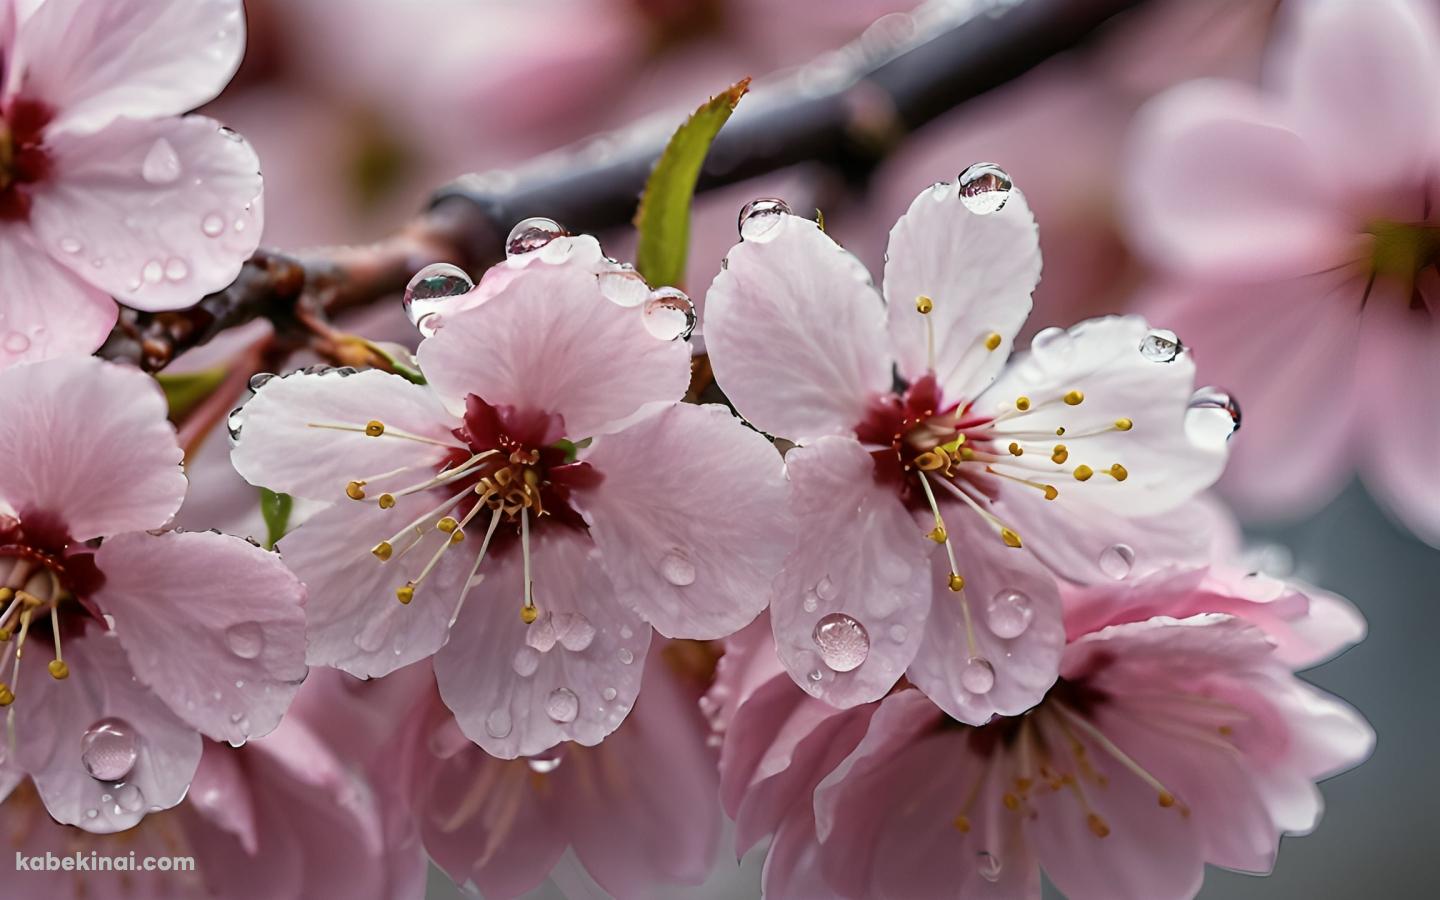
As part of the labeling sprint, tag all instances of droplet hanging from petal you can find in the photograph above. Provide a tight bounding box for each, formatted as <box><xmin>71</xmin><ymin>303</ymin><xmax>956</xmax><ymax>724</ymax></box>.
<box><xmin>957</xmin><ymin>162</ymin><xmax>1013</xmax><ymax>215</ymax></box>
<box><xmin>403</xmin><ymin>263</ymin><xmax>475</xmax><ymax>337</ymax></box>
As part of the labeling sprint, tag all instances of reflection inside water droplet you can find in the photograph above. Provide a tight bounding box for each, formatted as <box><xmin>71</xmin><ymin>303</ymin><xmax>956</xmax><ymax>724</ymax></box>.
<box><xmin>976</xmin><ymin>850</ymin><xmax>1002</xmax><ymax>882</ymax></box>
<box><xmin>505</xmin><ymin>217</ymin><xmax>566</xmax><ymax>258</ymax></box>
<box><xmin>812</xmin><ymin>613</ymin><xmax>870</xmax><ymax>672</ymax></box>
<box><xmin>1098</xmin><ymin>544</ymin><xmax>1135</xmax><ymax>580</ymax></box>
<box><xmin>545</xmin><ymin>687</ymin><xmax>579</xmax><ymax>724</ymax></box>
<box><xmin>659</xmin><ymin>549</ymin><xmax>696</xmax><ymax>586</ymax></box>
<box><xmin>960</xmin><ymin>656</ymin><xmax>995</xmax><ymax>694</ymax></box>
<box><xmin>1186</xmin><ymin>386</ymin><xmax>1242</xmax><ymax>446</ymax></box>
<box><xmin>737</xmin><ymin>198</ymin><xmax>792</xmax><ymax>242</ymax></box>
<box><xmin>642</xmin><ymin>287</ymin><xmax>696</xmax><ymax>341</ymax></box>
<box><xmin>957</xmin><ymin>162</ymin><xmax>1013</xmax><ymax>215</ymax></box>
<box><xmin>80</xmin><ymin>718</ymin><xmax>140</xmax><ymax>782</ymax></box>
<box><xmin>403</xmin><ymin>263</ymin><xmax>474</xmax><ymax>337</ymax></box>
<box><xmin>985</xmin><ymin>590</ymin><xmax>1033</xmax><ymax>639</ymax></box>
<box><xmin>1139</xmin><ymin>328</ymin><xmax>1183</xmax><ymax>363</ymax></box>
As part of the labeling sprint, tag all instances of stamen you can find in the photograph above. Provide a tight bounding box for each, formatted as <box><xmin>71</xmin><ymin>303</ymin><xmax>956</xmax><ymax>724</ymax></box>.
<box><xmin>1114</xmin><ymin>418</ymin><xmax>1133</xmax><ymax>431</ymax></box>
<box><xmin>916</xmin><ymin>295</ymin><xmax>936</xmax><ymax>372</ymax></box>
<box><xmin>1107</xmin><ymin>463</ymin><xmax>1128</xmax><ymax>482</ymax></box>
<box><xmin>985</xmin><ymin>466</ymin><xmax>1059</xmax><ymax>501</ymax></box>
<box><xmin>1072</xmin><ymin>465</ymin><xmax>1093</xmax><ymax>482</ymax></box>
<box><xmin>1051</xmin><ymin>444</ymin><xmax>1068</xmax><ymax>464</ymax></box>
<box><xmin>1015</xmin><ymin>396</ymin><xmax>1031</xmax><ymax>411</ymax></box>
<box><xmin>1007</xmin><ymin>442</ymin><xmax>1023</xmax><ymax>456</ymax></box>
<box><xmin>984</xmin><ymin>332</ymin><xmax>1002</xmax><ymax>351</ymax></box>
<box><xmin>376</xmin><ymin>488</ymin><xmax>472</xmax><ymax>558</ymax></box>
<box><xmin>1054</xmin><ymin>702</ymin><xmax>1183</xmax><ymax>813</ymax></box>
<box><xmin>520</xmin><ymin>507</ymin><xmax>538</xmax><ymax>624</ymax></box>
<box><xmin>1063</xmin><ymin>390</ymin><xmax>1084</xmax><ymax>406</ymax></box>
<box><xmin>933</xmin><ymin>477</ymin><xmax>1025</xmax><ymax>550</ymax></box>
<box><xmin>916</xmin><ymin>473</ymin><xmax>963</xmax><ymax>578</ymax></box>
<box><xmin>48</xmin><ymin>609</ymin><xmax>67</xmax><ymax>680</ymax></box>
<box><xmin>307</xmin><ymin>421</ymin><xmax>463</xmax><ymax>450</ymax></box>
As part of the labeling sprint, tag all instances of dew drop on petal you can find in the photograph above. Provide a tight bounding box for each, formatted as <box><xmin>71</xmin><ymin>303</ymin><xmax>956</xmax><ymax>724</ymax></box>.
<box><xmin>485</xmin><ymin>709</ymin><xmax>512</xmax><ymax>739</ymax></box>
<box><xmin>1098</xmin><ymin>544</ymin><xmax>1136</xmax><ymax>580</ymax></box>
<box><xmin>58</xmin><ymin>236</ymin><xmax>82</xmax><ymax>254</ymax></box>
<box><xmin>527</xmin><ymin>752</ymin><xmax>563</xmax><ymax>774</ymax></box>
<box><xmin>814</xmin><ymin>575</ymin><xmax>837</xmax><ymax>601</ymax></box>
<box><xmin>226</xmin><ymin>406</ymin><xmax>245</xmax><ymax>445</ymax></box>
<box><xmin>224</xmin><ymin>622</ymin><xmax>265</xmax><ymax>659</ymax></box>
<box><xmin>597</xmin><ymin>268</ymin><xmax>651</xmax><ymax>308</ymax></box>
<box><xmin>601</xmin><ymin>687</ymin><xmax>617</xmax><ymax>702</ymax></box>
<box><xmin>977</xmin><ymin>851</ymin><xmax>1002</xmax><ymax>883</ymax></box>
<box><xmin>1186</xmin><ymin>386</ymin><xmax>1242</xmax><ymax>445</ymax></box>
<box><xmin>2</xmin><ymin>331</ymin><xmax>30</xmax><ymax>354</ymax></box>
<box><xmin>1139</xmin><ymin>328</ymin><xmax>1184</xmax><ymax>363</ymax></box>
<box><xmin>141</xmin><ymin>138</ymin><xmax>182</xmax><ymax>185</ymax></box>
<box><xmin>812</xmin><ymin>613</ymin><xmax>870</xmax><ymax>672</ymax></box>
<box><xmin>985</xmin><ymin>590</ymin><xmax>1033</xmax><ymax>639</ymax></box>
<box><xmin>545</xmin><ymin>687</ymin><xmax>579</xmax><ymax>724</ymax></box>
<box><xmin>115</xmin><ymin>783</ymin><xmax>145</xmax><ymax>813</ymax></box>
<box><xmin>80</xmin><ymin>718</ymin><xmax>140</xmax><ymax>782</ymax></box>
<box><xmin>802</xmin><ymin>590</ymin><xmax>819</xmax><ymax>614</ymax></box>
<box><xmin>512</xmin><ymin>647</ymin><xmax>540</xmax><ymax>677</ymax></box>
<box><xmin>737</xmin><ymin>197</ymin><xmax>791</xmax><ymax>242</ymax></box>
<box><xmin>960</xmin><ymin>657</ymin><xmax>995</xmax><ymax>694</ymax></box>
<box><xmin>659</xmin><ymin>549</ymin><xmax>696</xmax><ymax>586</ymax></box>
<box><xmin>957</xmin><ymin>162</ymin><xmax>1013</xmax><ymax>215</ymax></box>
<box><xmin>142</xmin><ymin>260</ymin><xmax>165</xmax><ymax>285</ymax></box>
<box><xmin>1029</xmin><ymin>326</ymin><xmax>1072</xmax><ymax>359</ymax></box>
<box><xmin>164</xmin><ymin>257</ymin><xmax>189</xmax><ymax>282</ymax></box>
<box><xmin>617</xmin><ymin>648</ymin><xmax>635</xmax><ymax>665</ymax></box>
<box><xmin>248</xmin><ymin>372</ymin><xmax>275</xmax><ymax>392</ymax></box>
<box><xmin>505</xmin><ymin>217</ymin><xmax>566</xmax><ymax>257</ymax></box>
<box><xmin>403</xmin><ymin>263</ymin><xmax>474</xmax><ymax>336</ymax></box>
<box><xmin>553</xmin><ymin>612</ymin><xmax>596</xmax><ymax>652</ymax></box>
<box><xmin>642</xmin><ymin>287</ymin><xmax>696</xmax><ymax>341</ymax></box>
<box><xmin>201</xmin><ymin>214</ymin><xmax>226</xmax><ymax>238</ymax></box>
<box><xmin>217</xmin><ymin>125</ymin><xmax>243</xmax><ymax>143</ymax></box>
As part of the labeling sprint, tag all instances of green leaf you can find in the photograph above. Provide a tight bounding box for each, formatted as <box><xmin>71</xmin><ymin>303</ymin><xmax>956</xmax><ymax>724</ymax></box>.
<box><xmin>634</xmin><ymin>78</ymin><xmax>750</xmax><ymax>288</ymax></box>
<box><xmin>362</xmin><ymin>338</ymin><xmax>427</xmax><ymax>385</ymax></box>
<box><xmin>155</xmin><ymin>366</ymin><xmax>229</xmax><ymax>420</ymax></box>
<box><xmin>259</xmin><ymin>488</ymin><xmax>294</xmax><ymax>551</ymax></box>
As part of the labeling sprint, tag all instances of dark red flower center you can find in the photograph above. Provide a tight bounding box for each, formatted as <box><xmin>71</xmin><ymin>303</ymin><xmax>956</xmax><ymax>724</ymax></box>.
<box><xmin>0</xmin><ymin>98</ymin><xmax>56</xmax><ymax>223</ymax></box>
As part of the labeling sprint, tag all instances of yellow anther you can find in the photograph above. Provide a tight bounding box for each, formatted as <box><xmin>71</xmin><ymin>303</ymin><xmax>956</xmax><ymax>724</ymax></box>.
<box><xmin>927</xmin><ymin>525</ymin><xmax>948</xmax><ymax>544</ymax></box>
<box><xmin>984</xmin><ymin>332</ymin><xmax>1002</xmax><ymax>351</ymax></box>
<box><xmin>449</xmin><ymin>529</ymin><xmax>465</xmax><ymax>544</ymax></box>
<box><xmin>1003</xmin><ymin>792</ymin><xmax>1021</xmax><ymax>811</ymax></box>
<box><xmin>1043</xmin><ymin>485</ymin><xmax>1058</xmax><ymax>501</ymax></box>
<box><xmin>364</xmin><ymin>420</ymin><xmax>385</xmax><ymax>437</ymax></box>
<box><xmin>959</xmin><ymin>447</ymin><xmax>975</xmax><ymax>461</ymax></box>
<box><xmin>345</xmin><ymin>481</ymin><xmax>367</xmax><ymax>501</ymax></box>
<box><xmin>915</xmin><ymin>295</ymin><xmax>934</xmax><ymax>314</ymax></box>
<box><xmin>396</xmin><ymin>584</ymin><xmax>415</xmax><ymax>605</ymax></box>
<box><xmin>372</xmin><ymin>541</ymin><xmax>393</xmax><ymax>561</ymax></box>
<box><xmin>953</xmin><ymin>815</ymin><xmax>971</xmax><ymax>833</ymax></box>
<box><xmin>1051</xmin><ymin>445</ymin><xmax>1068</xmax><ymax>464</ymax></box>
<box><xmin>0</xmin><ymin>683</ymin><xmax>12</xmax><ymax>706</ymax></box>
<box><xmin>1001</xmin><ymin>528</ymin><xmax>1022</xmax><ymax>549</ymax></box>
<box><xmin>1087</xmin><ymin>814</ymin><xmax>1111</xmax><ymax>838</ymax></box>
<box><xmin>1108</xmin><ymin>463</ymin><xmax>1129</xmax><ymax>482</ymax></box>
<box><xmin>377</xmin><ymin>493</ymin><xmax>397</xmax><ymax>509</ymax></box>
<box><xmin>1073</xmin><ymin>465</ymin><xmax>1094</xmax><ymax>482</ymax></box>
<box><xmin>437</xmin><ymin>516</ymin><xmax>459</xmax><ymax>533</ymax></box>
<box><xmin>1218</xmin><ymin>725</ymin><xmax>1234</xmax><ymax>736</ymax></box>
<box><xmin>1055</xmin><ymin>426</ymin><xmax>1066</xmax><ymax>436</ymax></box>
<box><xmin>1008</xmin><ymin>442</ymin><xmax>1023</xmax><ymax>456</ymax></box>
<box><xmin>948</xmin><ymin>573</ymin><xmax>965</xmax><ymax>592</ymax></box>
<box><xmin>1114</xmin><ymin>418</ymin><xmax>1133</xmax><ymax>431</ymax></box>
<box><xmin>1015</xmin><ymin>396</ymin><xmax>1031</xmax><ymax>411</ymax></box>
<box><xmin>0</xmin><ymin>587</ymin><xmax>11</xmax><ymax>603</ymax></box>
<box><xmin>48</xmin><ymin>659</ymin><xmax>68</xmax><ymax>680</ymax></box>
<box><xmin>914</xmin><ymin>450</ymin><xmax>948</xmax><ymax>471</ymax></box>
<box><xmin>0</xmin><ymin>629</ymin><xmax>10</xmax><ymax>642</ymax></box>
<box><xmin>1063</xmin><ymin>390</ymin><xmax>1084</xmax><ymax>406</ymax></box>
<box><xmin>1158</xmin><ymin>791</ymin><xmax>1176</xmax><ymax>808</ymax></box>
<box><xmin>520</xmin><ymin>604</ymin><xmax>539</xmax><ymax>625</ymax></box>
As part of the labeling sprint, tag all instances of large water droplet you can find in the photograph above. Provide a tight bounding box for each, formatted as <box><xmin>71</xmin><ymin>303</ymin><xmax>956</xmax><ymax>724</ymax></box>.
<box><xmin>985</xmin><ymin>590</ymin><xmax>1034</xmax><ymax>639</ymax></box>
<box><xmin>812</xmin><ymin>613</ymin><xmax>870</xmax><ymax>672</ymax></box>
<box><xmin>527</xmin><ymin>751</ymin><xmax>563</xmax><ymax>774</ymax></box>
<box><xmin>641</xmin><ymin>287</ymin><xmax>696</xmax><ymax>341</ymax></box>
<box><xmin>957</xmin><ymin>163</ymin><xmax>1013</xmax><ymax>215</ymax></box>
<box><xmin>248</xmin><ymin>372</ymin><xmax>275</xmax><ymax>392</ymax></box>
<box><xmin>553</xmin><ymin>612</ymin><xmax>596</xmax><ymax>652</ymax></box>
<box><xmin>960</xmin><ymin>657</ymin><xmax>995</xmax><ymax>694</ymax></box>
<box><xmin>597</xmin><ymin>268</ymin><xmax>651</xmax><ymax>308</ymax></box>
<box><xmin>1098</xmin><ymin>544</ymin><xmax>1135</xmax><ymax>580</ymax></box>
<box><xmin>141</xmin><ymin>138</ymin><xmax>182</xmax><ymax>185</ymax></box>
<box><xmin>505</xmin><ymin>217</ymin><xmax>566</xmax><ymax>257</ymax></box>
<box><xmin>976</xmin><ymin>851</ymin><xmax>1003</xmax><ymax>883</ymax></box>
<box><xmin>114</xmin><ymin>783</ymin><xmax>145</xmax><ymax>813</ymax></box>
<box><xmin>403</xmin><ymin>263</ymin><xmax>474</xmax><ymax>337</ymax></box>
<box><xmin>737</xmin><ymin>198</ymin><xmax>791</xmax><ymax>242</ymax></box>
<box><xmin>545</xmin><ymin>687</ymin><xmax>579</xmax><ymax>724</ymax></box>
<box><xmin>513</xmin><ymin>647</ymin><xmax>540</xmax><ymax>677</ymax></box>
<box><xmin>485</xmin><ymin>709</ymin><xmax>512</xmax><ymax>739</ymax></box>
<box><xmin>80</xmin><ymin>718</ymin><xmax>140</xmax><ymax>782</ymax></box>
<box><xmin>1139</xmin><ymin>328</ymin><xmax>1184</xmax><ymax>363</ymax></box>
<box><xmin>224</xmin><ymin>622</ymin><xmax>265</xmax><ymax>659</ymax></box>
<box><xmin>659</xmin><ymin>549</ymin><xmax>696</xmax><ymax>586</ymax></box>
<box><xmin>1186</xmin><ymin>386</ymin><xmax>1242</xmax><ymax>445</ymax></box>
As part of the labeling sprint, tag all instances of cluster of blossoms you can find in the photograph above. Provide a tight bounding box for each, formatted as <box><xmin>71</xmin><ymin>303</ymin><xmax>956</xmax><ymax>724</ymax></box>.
<box><xmin>0</xmin><ymin>0</ymin><xmax>1380</xmax><ymax>897</ymax></box>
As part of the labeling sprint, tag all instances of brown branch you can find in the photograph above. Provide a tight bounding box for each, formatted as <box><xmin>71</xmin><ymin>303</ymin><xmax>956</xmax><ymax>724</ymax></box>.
<box><xmin>101</xmin><ymin>0</ymin><xmax>1146</xmax><ymax>372</ymax></box>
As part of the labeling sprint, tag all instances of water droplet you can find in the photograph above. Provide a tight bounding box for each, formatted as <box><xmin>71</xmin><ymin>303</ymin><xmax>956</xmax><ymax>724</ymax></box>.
<box><xmin>960</xmin><ymin>657</ymin><xmax>995</xmax><ymax>694</ymax></box>
<box><xmin>659</xmin><ymin>549</ymin><xmax>696</xmax><ymax>586</ymax></box>
<box><xmin>1098</xmin><ymin>544</ymin><xmax>1136</xmax><ymax>580</ymax></box>
<box><xmin>141</xmin><ymin>138</ymin><xmax>182</xmax><ymax>184</ymax></box>
<box><xmin>226</xmin><ymin>406</ymin><xmax>245</xmax><ymax>444</ymax></box>
<box><xmin>1186</xmin><ymin>386</ymin><xmax>1242</xmax><ymax>445</ymax></box>
<box><xmin>201</xmin><ymin>213</ymin><xmax>226</xmax><ymax>237</ymax></box>
<box><xmin>1029</xmin><ymin>326</ymin><xmax>1072</xmax><ymax>358</ymax></box>
<box><xmin>234</xmin><ymin>217</ymin><xmax>247</xmax><ymax>233</ymax></box>
<box><xmin>889</xmin><ymin>624</ymin><xmax>909</xmax><ymax>642</ymax></box>
<box><xmin>1139</xmin><ymin>328</ymin><xmax>1183</xmax><ymax>363</ymax></box>
<box><xmin>80</xmin><ymin>718</ymin><xmax>140</xmax><ymax>782</ymax></box>
<box><xmin>527</xmin><ymin>753</ymin><xmax>563</xmax><ymax>774</ymax></box>
<box><xmin>86</xmin><ymin>808</ymin><xmax>98</xmax><ymax>819</ymax></box>
<box><xmin>545</xmin><ymin>687</ymin><xmax>579</xmax><ymax>724</ymax></box>
<box><xmin>802</xmin><ymin>591</ymin><xmax>819</xmax><ymax>614</ymax></box>
<box><xmin>976</xmin><ymin>851</ymin><xmax>1002</xmax><ymax>883</ymax></box>
<box><xmin>814</xmin><ymin>576</ymin><xmax>837</xmax><ymax>601</ymax></box>
<box><xmin>737</xmin><ymin>198</ymin><xmax>791</xmax><ymax>242</ymax></box>
<box><xmin>597</xmin><ymin>268</ymin><xmax>651</xmax><ymax>308</ymax></box>
<box><xmin>224</xmin><ymin>622</ymin><xmax>264</xmax><ymax>659</ymax></box>
<box><xmin>617</xmin><ymin>648</ymin><xmax>635</xmax><ymax>665</ymax></box>
<box><xmin>485</xmin><ymin>709</ymin><xmax>512</xmax><ymax>739</ymax></box>
<box><xmin>812</xmin><ymin>613</ymin><xmax>870</xmax><ymax>672</ymax></box>
<box><xmin>553</xmin><ymin>612</ymin><xmax>596</xmax><ymax>652</ymax></box>
<box><xmin>2</xmin><ymin>331</ymin><xmax>30</xmax><ymax>354</ymax></box>
<box><xmin>985</xmin><ymin>590</ymin><xmax>1034</xmax><ymax>639</ymax></box>
<box><xmin>59</xmin><ymin>236</ymin><xmax>82</xmax><ymax>254</ymax></box>
<box><xmin>505</xmin><ymin>217</ymin><xmax>566</xmax><ymax>257</ymax></box>
<box><xmin>957</xmin><ymin>162</ymin><xmax>1013</xmax><ymax>215</ymax></box>
<box><xmin>642</xmin><ymin>287</ymin><xmax>695</xmax><ymax>341</ymax></box>
<box><xmin>164</xmin><ymin>257</ymin><xmax>189</xmax><ymax>282</ymax></box>
<box><xmin>217</xmin><ymin>125</ymin><xmax>243</xmax><ymax>143</ymax></box>
<box><xmin>601</xmin><ymin>687</ymin><xmax>617</xmax><ymax>701</ymax></box>
<box><xmin>403</xmin><ymin>263</ymin><xmax>474</xmax><ymax>337</ymax></box>
<box><xmin>512</xmin><ymin>647</ymin><xmax>540</xmax><ymax>676</ymax></box>
<box><xmin>248</xmin><ymin>372</ymin><xmax>274</xmax><ymax>392</ymax></box>
<box><xmin>115</xmin><ymin>783</ymin><xmax>145</xmax><ymax>813</ymax></box>
<box><xmin>929</xmin><ymin>180</ymin><xmax>955</xmax><ymax>201</ymax></box>
<box><xmin>142</xmin><ymin>260</ymin><xmax>164</xmax><ymax>284</ymax></box>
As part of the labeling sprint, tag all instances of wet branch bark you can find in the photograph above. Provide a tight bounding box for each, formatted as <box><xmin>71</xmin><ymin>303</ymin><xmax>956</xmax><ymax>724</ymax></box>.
<box><xmin>100</xmin><ymin>0</ymin><xmax>1146</xmax><ymax>371</ymax></box>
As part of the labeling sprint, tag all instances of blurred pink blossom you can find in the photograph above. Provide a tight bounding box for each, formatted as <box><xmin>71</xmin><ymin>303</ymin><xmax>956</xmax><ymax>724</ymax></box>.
<box><xmin>0</xmin><ymin>0</ymin><xmax>263</xmax><ymax>367</ymax></box>
<box><xmin>0</xmin><ymin>356</ymin><xmax>306</xmax><ymax>833</ymax></box>
<box><xmin>1126</xmin><ymin>0</ymin><xmax>1440</xmax><ymax>543</ymax></box>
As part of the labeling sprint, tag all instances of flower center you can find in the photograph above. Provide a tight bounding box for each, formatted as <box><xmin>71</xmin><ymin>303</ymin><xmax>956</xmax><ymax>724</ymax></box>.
<box><xmin>1364</xmin><ymin>220</ymin><xmax>1440</xmax><ymax>312</ymax></box>
<box><xmin>0</xmin><ymin>99</ymin><xmax>55</xmax><ymax>223</ymax></box>
<box><xmin>0</xmin><ymin>546</ymin><xmax>80</xmax><ymax>711</ymax></box>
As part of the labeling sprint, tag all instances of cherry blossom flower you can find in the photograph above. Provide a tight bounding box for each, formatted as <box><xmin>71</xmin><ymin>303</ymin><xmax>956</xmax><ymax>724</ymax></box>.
<box><xmin>1</xmin><ymin>712</ymin><xmax>425</xmax><ymax>899</ymax></box>
<box><xmin>1125</xmin><ymin>0</ymin><xmax>1440</xmax><ymax>544</ymax></box>
<box><xmin>703</xmin><ymin>180</ymin><xmax>1228</xmax><ymax>723</ymax></box>
<box><xmin>0</xmin><ymin>355</ymin><xmax>307</xmax><ymax>833</ymax></box>
<box><xmin>393</xmin><ymin>644</ymin><xmax>721</xmax><ymax>899</ymax></box>
<box><xmin>715</xmin><ymin>568</ymin><xmax>1373</xmax><ymax>900</ymax></box>
<box><xmin>230</xmin><ymin>245</ymin><xmax>791</xmax><ymax>758</ymax></box>
<box><xmin>0</xmin><ymin>0</ymin><xmax>262</xmax><ymax>368</ymax></box>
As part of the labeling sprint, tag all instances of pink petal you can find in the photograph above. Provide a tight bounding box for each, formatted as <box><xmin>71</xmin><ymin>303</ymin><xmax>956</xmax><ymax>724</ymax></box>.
<box><xmin>434</xmin><ymin>526</ymin><xmax>651</xmax><ymax>758</ymax></box>
<box><xmin>95</xmin><ymin>530</ymin><xmax>307</xmax><ymax>745</ymax></box>
<box><xmin>1125</xmin><ymin>80</ymin><xmax>1356</xmax><ymax>279</ymax></box>
<box><xmin>187</xmin><ymin>741</ymin><xmax>259</xmax><ymax>854</ymax></box>
<box><xmin>8</xmin><ymin>0</ymin><xmax>243</xmax><ymax>133</ymax></box>
<box><xmin>772</xmin><ymin>436</ymin><xmax>932</xmax><ymax>707</ymax></box>
<box><xmin>573</xmin><ymin>402</ymin><xmax>790</xmax><ymax>639</ymax></box>
<box><xmin>708</xmin><ymin>614</ymin><xmax>789</xmax><ymax>735</ymax></box>
<box><xmin>11</xmin><ymin>628</ymin><xmax>201</xmax><ymax>833</ymax></box>
<box><xmin>0</xmin><ymin>355</ymin><xmax>184</xmax><ymax>540</ymax></box>
<box><xmin>906</xmin><ymin>508</ymin><xmax>1064</xmax><ymax>724</ymax></box>
<box><xmin>981</xmin><ymin>315</ymin><xmax>1227</xmax><ymax>515</ymax></box>
<box><xmin>32</xmin><ymin>115</ymin><xmax>262</xmax><ymax>311</ymax></box>
<box><xmin>1274</xmin><ymin>0</ymin><xmax>1440</xmax><ymax>204</ymax></box>
<box><xmin>417</xmin><ymin>263</ymin><xmax>690</xmax><ymax>438</ymax></box>
<box><xmin>277</xmin><ymin>495</ymin><xmax>475</xmax><ymax>678</ymax></box>
<box><xmin>0</xmin><ymin>228</ymin><xmax>117</xmax><ymax>367</ymax></box>
<box><xmin>704</xmin><ymin>214</ymin><xmax>892</xmax><ymax>442</ymax></box>
<box><xmin>231</xmin><ymin>368</ymin><xmax>461</xmax><ymax>503</ymax></box>
<box><xmin>884</xmin><ymin>185</ymin><xmax>1042</xmax><ymax>400</ymax></box>
<box><xmin>763</xmin><ymin>813</ymin><xmax>850</xmax><ymax>900</ymax></box>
